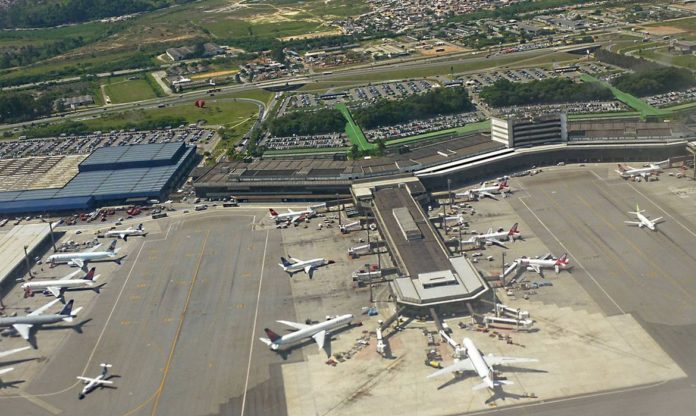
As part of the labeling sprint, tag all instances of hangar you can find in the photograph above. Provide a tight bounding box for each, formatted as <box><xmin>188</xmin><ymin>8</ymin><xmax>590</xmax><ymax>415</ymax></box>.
<box><xmin>0</xmin><ymin>142</ymin><xmax>197</xmax><ymax>215</ymax></box>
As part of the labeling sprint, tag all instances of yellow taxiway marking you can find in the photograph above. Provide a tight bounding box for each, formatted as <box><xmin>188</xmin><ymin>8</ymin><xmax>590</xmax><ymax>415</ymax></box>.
<box><xmin>17</xmin><ymin>391</ymin><xmax>61</xmax><ymax>415</ymax></box>
<box><xmin>150</xmin><ymin>229</ymin><xmax>211</xmax><ymax>415</ymax></box>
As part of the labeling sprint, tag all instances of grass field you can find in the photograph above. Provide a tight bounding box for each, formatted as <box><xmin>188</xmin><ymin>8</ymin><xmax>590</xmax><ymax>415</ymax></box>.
<box><xmin>385</xmin><ymin>120</ymin><xmax>491</xmax><ymax>146</ymax></box>
<box><xmin>102</xmin><ymin>76</ymin><xmax>158</xmax><ymax>103</ymax></box>
<box><xmin>82</xmin><ymin>99</ymin><xmax>260</xmax><ymax>130</ymax></box>
<box><xmin>335</xmin><ymin>103</ymin><xmax>375</xmax><ymax>151</ymax></box>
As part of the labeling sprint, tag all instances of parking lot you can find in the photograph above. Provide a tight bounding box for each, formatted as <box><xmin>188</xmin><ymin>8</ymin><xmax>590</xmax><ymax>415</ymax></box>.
<box><xmin>261</xmin><ymin>133</ymin><xmax>348</xmax><ymax>151</ymax></box>
<box><xmin>0</xmin><ymin>128</ymin><xmax>212</xmax><ymax>159</ymax></box>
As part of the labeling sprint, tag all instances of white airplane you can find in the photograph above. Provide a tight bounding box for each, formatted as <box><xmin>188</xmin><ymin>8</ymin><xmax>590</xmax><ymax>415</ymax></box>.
<box><xmin>105</xmin><ymin>223</ymin><xmax>147</xmax><ymax>241</ymax></box>
<box><xmin>443</xmin><ymin>214</ymin><xmax>465</xmax><ymax>226</ymax></box>
<box><xmin>466</xmin><ymin>223</ymin><xmax>521</xmax><ymax>248</ymax></box>
<box><xmin>278</xmin><ymin>255</ymin><xmax>334</xmax><ymax>279</ymax></box>
<box><xmin>21</xmin><ymin>267</ymin><xmax>102</xmax><ymax>298</ymax></box>
<box><xmin>0</xmin><ymin>346</ymin><xmax>31</xmax><ymax>378</ymax></box>
<box><xmin>269</xmin><ymin>207</ymin><xmax>315</xmax><ymax>224</ymax></box>
<box><xmin>259</xmin><ymin>314</ymin><xmax>353</xmax><ymax>351</ymax></box>
<box><xmin>517</xmin><ymin>253</ymin><xmax>571</xmax><ymax>274</ymax></box>
<box><xmin>0</xmin><ymin>299</ymin><xmax>83</xmax><ymax>345</ymax></box>
<box><xmin>457</xmin><ymin>179</ymin><xmax>509</xmax><ymax>200</ymax></box>
<box><xmin>625</xmin><ymin>204</ymin><xmax>663</xmax><ymax>231</ymax></box>
<box><xmin>47</xmin><ymin>240</ymin><xmax>122</xmax><ymax>268</ymax></box>
<box><xmin>428</xmin><ymin>337</ymin><xmax>538</xmax><ymax>391</ymax></box>
<box><xmin>616</xmin><ymin>163</ymin><xmax>662</xmax><ymax>179</ymax></box>
<box><xmin>77</xmin><ymin>363</ymin><xmax>114</xmax><ymax>399</ymax></box>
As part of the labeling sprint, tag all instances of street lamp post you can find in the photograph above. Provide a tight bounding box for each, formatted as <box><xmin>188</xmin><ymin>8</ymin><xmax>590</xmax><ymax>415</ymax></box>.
<box><xmin>23</xmin><ymin>245</ymin><xmax>32</xmax><ymax>280</ymax></box>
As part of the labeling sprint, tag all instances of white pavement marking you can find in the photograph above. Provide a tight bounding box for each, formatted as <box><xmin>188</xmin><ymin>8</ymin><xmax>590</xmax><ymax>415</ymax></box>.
<box><xmin>16</xmin><ymin>391</ymin><xmax>62</xmax><ymax>415</ymax></box>
<box><xmin>518</xmin><ymin>197</ymin><xmax>626</xmax><ymax>315</ymax></box>
<box><xmin>627</xmin><ymin>183</ymin><xmax>696</xmax><ymax>239</ymax></box>
<box><xmin>240</xmin><ymin>229</ymin><xmax>270</xmax><ymax>416</ymax></box>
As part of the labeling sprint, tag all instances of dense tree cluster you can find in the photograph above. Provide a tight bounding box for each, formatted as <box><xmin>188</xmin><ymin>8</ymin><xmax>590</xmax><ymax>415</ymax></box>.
<box><xmin>0</xmin><ymin>0</ymin><xmax>195</xmax><ymax>29</ymax></box>
<box><xmin>479</xmin><ymin>78</ymin><xmax>613</xmax><ymax>107</ymax></box>
<box><xmin>267</xmin><ymin>108</ymin><xmax>346</xmax><ymax>136</ymax></box>
<box><xmin>611</xmin><ymin>67</ymin><xmax>696</xmax><ymax>97</ymax></box>
<box><xmin>594</xmin><ymin>49</ymin><xmax>662</xmax><ymax>71</ymax></box>
<box><xmin>1</xmin><ymin>38</ymin><xmax>87</xmax><ymax>69</ymax></box>
<box><xmin>21</xmin><ymin>116</ymin><xmax>187</xmax><ymax>139</ymax></box>
<box><xmin>353</xmin><ymin>87</ymin><xmax>475</xmax><ymax>129</ymax></box>
<box><xmin>0</xmin><ymin>91</ymin><xmax>54</xmax><ymax>123</ymax></box>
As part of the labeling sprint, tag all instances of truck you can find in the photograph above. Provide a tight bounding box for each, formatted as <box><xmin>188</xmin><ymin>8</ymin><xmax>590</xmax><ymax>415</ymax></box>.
<box><xmin>152</xmin><ymin>212</ymin><xmax>168</xmax><ymax>219</ymax></box>
<box><xmin>348</xmin><ymin>244</ymin><xmax>371</xmax><ymax>258</ymax></box>
<box><xmin>340</xmin><ymin>220</ymin><xmax>362</xmax><ymax>234</ymax></box>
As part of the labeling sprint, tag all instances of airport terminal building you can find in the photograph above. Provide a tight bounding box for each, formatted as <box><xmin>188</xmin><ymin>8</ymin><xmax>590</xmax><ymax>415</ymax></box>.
<box><xmin>0</xmin><ymin>142</ymin><xmax>197</xmax><ymax>214</ymax></box>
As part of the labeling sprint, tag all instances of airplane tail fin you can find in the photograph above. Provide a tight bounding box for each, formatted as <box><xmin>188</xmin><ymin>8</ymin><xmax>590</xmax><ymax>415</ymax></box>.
<box><xmin>264</xmin><ymin>328</ymin><xmax>282</xmax><ymax>343</ymax></box>
<box><xmin>59</xmin><ymin>299</ymin><xmax>74</xmax><ymax>316</ymax></box>
<box><xmin>556</xmin><ymin>254</ymin><xmax>569</xmax><ymax>265</ymax></box>
<box><xmin>499</xmin><ymin>180</ymin><xmax>508</xmax><ymax>190</ymax></box>
<box><xmin>280</xmin><ymin>257</ymin><xmax>292</xmax><ymax>267</ymax></box>
<box><xmin>617</xmin><ymin>163</ymin><xmax>627</xmax><ymax>172</ymax></box>
<box><xmin>269</xmin><ymin>208</ymin><xmax>279</xmax><ymax>217</ymax></box>
<box><xmin>123</xmin><ymin>235</ymin><xmax>128</xmax><ymax>242</ymax></box>
<box><xmin>138</xmin><ymin>223</ymin><xmax>143</xmax><ymax>231</ymax></box>
<box><xmin>508</xmin><ymin>223</ymin><xmax>519</xmax><ymax>236</ymax></box>
<box><xmin>100</xmin><ymin>363</ymin><xmax>112</xmax><ymax>375</ymax></box>
<box><xmin>107</xmin><ymin>240</ymin><xmax>118</xmax><ymax>252</ymax></box>
<box><xmin>84</xmin><ymin>267</ymin><xmax>97</xmax><ymax>281</ymax></box>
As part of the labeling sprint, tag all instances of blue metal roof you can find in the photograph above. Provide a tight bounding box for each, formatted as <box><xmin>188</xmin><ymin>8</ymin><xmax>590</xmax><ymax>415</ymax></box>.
<box><xmin>79</xmin><ymin>142</ymin><xmax>186</xmax><ymax>172</ymax></box>
<box><xmin>0</xmin><ymin>144</ymin><xmax>195</xmax><ymax>214</ymax></box>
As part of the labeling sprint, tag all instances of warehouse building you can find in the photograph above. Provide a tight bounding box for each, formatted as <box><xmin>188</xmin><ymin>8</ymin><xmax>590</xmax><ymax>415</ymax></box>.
<box><xmin>0</xmin><ymin>142</ymin><xmax>197</xmax><ymax>214</ymax></box>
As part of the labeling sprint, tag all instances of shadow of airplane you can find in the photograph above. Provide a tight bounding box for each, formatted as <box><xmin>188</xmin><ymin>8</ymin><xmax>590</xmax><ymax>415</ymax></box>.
<box><xmin>484</xmin><ymin>384</ymin><xmax>530</xmax><ymax>404</ymax></box>
<box><xmin>0</xmin><ymin>377</ymin><xmax>25</xmax><ymax>389</ymax></box>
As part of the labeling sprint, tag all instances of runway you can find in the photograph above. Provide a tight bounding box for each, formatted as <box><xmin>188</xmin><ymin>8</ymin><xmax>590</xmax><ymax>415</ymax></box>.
<box><xmin>0</xmin><ymin>212</ymin><xmax>298</xmax><ymax>416</ymax></box>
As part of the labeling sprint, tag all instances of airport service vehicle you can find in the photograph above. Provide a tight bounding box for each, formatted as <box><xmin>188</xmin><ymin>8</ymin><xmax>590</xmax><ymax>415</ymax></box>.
<box><xmin>0</xmin><ymin>346</ymin><xmax>31</xmax><ymax>377</ymax></box>
<box><xmin>21</xmin><ymin>267</ymin><xmax>102</xmax><ymax>298</ymax></box>
<box><xmin>278</xmin><ymin>255</ymin><xmax>334</xmax><ymax>279</ymax></box>
<box><xmin>105</xmin><ymin>223</ymin><xmax>147</xmax><ymax>241</ymax></box>
<box><xmin>442</xmin><ymin>214</ymin><xmax>465</xmax><ymax>226</ymax></box>
<box><xmin>456</xmin><ymin>179</ymin><xmax>510</xmax><ymax>200</ymax></box>
<box><xmin>615</xmin><ymin>163</ymin><xmax>662</xmax><ymax>179</ymax></box>
<box><xmin>428</xmin><ymin>337</ymin><xmax>538</xmax><ymax>391</ymax></box>
<box><xmin>466</xmin><ymin>223</ymin><xmax>521</xmax><ymax>248</ymax></box>
<box><xmin>47</xmin><ymin>240</ymin><xmax>122</xmax><ymax>268</ymax></box>
<box><xmin>269</xmin><ymin>207</ymin><xmax>315</xmax><ymax>224</ymax></box>
<box><xmin>340</xmin><ymin>220</ymin><xmax>362</xmax><ymax>234</ymax></box>
<box><xmin>77</xmin><ymin>364</ymin><xmax>114</xmax><ymax>399</ymax></box>
<box><xmin>0</xmin><ymin>299</ymin><xmax>82</xmax><ymax>344</ymax></box>
<box><xmin>259</xmin><ymin>314</ymin><xmax>354</xmax><ymax>351</ymax></box>
<box><xmin>625</xmin><ymin>204</ymin><xmax>663</xmax><ymax>231</ymax></box>
<box><xmin>517</xmin><ymin>253</ymin><xmax>571</xmax><ymax>274</ymax></box>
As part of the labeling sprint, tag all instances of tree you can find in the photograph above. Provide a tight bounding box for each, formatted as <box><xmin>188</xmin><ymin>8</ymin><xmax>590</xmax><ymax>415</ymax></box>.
<box><xmin>350</xmin><ymin>144</ymin><xmax>360</xmax><ymax>160</ymax></box>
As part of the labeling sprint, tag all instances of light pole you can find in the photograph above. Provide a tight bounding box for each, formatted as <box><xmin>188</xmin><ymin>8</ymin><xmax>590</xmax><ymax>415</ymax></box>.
<box><xmin>23</xmin><ymin>245</ymin><xmax>32</xmax><ymax>279</ymax></box>
<box><xmin>47</xmin><ymin>220</ymin><xmax>57</xmax><ymax>253</ymax></box>
<box><xmin>447</xmin><ymin>178</ymin><xmax>452</xmax><ymax>214</ymax></box>
<box><xmin>336</xmin><ymin>193</ymin><xmax>342</xmax><ymax>228</ymax></box>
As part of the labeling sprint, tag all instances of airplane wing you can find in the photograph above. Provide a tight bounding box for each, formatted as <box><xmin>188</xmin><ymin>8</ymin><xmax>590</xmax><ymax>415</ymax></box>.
<box><xmin>46</xmin><ymin>286</ymin><xmax>62</xmax><ymax>297</ymax></box>
<box><xmin>64</xmin><ymin>269</ymin><xmax>84</xmax><ymax>280</ymax></box>
<box><xmin>485</xmin><ymin>354</ymin><xmax>538</xmax><ymax>367</ymax></box>
<box><xmin>427</xmin><ymin>359</ymin><xmax>475</xmax><ymax>378</ymax></box>
<box><xmin>304</xmin><ymin>265</ymin><xmax>315</xmax><ymax>279</ymax></box>
<box><xmin>290</xmin><ymin>214</ymin><xmax>302</xmax><ymax>223</ymax></box>
<box><xmin>624</xmin><ymin>221</ymin><xmax>641</xmax><ymax>226</ymax></box>
<box><xmin>76</xmin><ymin>376</ymin><xmax>113</xmax><ymax>385</ymax></box>
<box><xmin>530</xmin><ymin>265</ymin><xmax>541</xmax><ymax>274</ymax></box>
<box><xmin>0</xmin><ymin>346</ymin><xmax>30</xmax><ymax>359</ymax></box>
<box><xmin>652</xmin><ymin>217</ymin><xmax>663</xmax><ymax>223</ymax></box>
<box><xmin>312</xmin><ymin>330</ymin><xmax>326</xmax><ymax>350</ymax></box>
<box><xmin>12</xmin><ymin>324</ymin><xmax>32</xmax><ymax>340</ymax></box>
<box><xmin>487</xmin><ymin>238</ymin><xmax>507</xmax><ymax>248</ymax></box>
<box><xmin>478</xmin><ymin>191</ymin><xmax>497</xmax><ymax>200</ymax></box>
<box><xmin>0</xmin><ymin>367</ymin><xmax>14</xmax><ymax>376</ymax></box>
<box><xmin>28</xmin><ymin>298</ymin><xmax>61</xmax><ymax>316</ymax></box>
<box><xmin>71</xmin><ymin>258</ymin><xmax>85</xmax><ymax>269</ymax></box>
<box><xmin>119</xmin><ymin>233</ymin><xmax>126</xmax><ymax>240</ymax></box>
<box><xmin>84</xmin><ymin>244</ymin><xmax>102</xmax><ymax>253</ymax></box>
<box><xmin>276</xmin><ymin>320</ymin><xmax>310</xmax><ymax>331</ymax></box>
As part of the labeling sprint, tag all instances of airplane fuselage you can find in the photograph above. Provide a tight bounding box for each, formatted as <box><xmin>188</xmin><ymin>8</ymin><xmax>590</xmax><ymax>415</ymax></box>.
<box><xmin>0</xmin><ymin>314</ymin><xmax>67</xmax><ymax>327</ymax></box>
<box><xmin>105</xmin><ymin>229</ymin><xmax>147</xmax><ymax>239</ymax></box>
<box><xmin>22</xmin><ymin>279</ymin><xmax>96</xmax><ymax>292</ymax></box>
<box><xmin>47</xmin><ymin>252</ymin><xmax>116</xmax><ymax>265</ymax></box>
<box><xmin>517</xmin><ymin>257</ymin><xmax>569</xmax><ymax>272</ymax></box>
<box><xmin>463</xmin><ymin>338</ymin><xmax>494</xmax><ymax>389</ymax></box>
<box><xmin>272</xmin><ymin>314</ymin><xmax>353</xmax><ymax>349</ymax></box>
<box><xmin>282</xmin><ymin>258</ymin><xmax>328</xmax><ymax>273</ymax></box>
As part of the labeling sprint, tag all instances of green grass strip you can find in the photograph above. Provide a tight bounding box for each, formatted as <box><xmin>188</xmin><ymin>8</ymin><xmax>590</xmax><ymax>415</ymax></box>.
<box><xmin>335</xmin><ymin>102</ymin><xmax>376</xmax><ymax>151</ymax></box>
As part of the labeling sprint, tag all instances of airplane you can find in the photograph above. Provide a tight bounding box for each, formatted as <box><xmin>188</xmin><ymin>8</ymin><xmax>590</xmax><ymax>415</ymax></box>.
<box><xmin>466</xmin><ymin>223</ymin><xmax>521</xmax><ymax>248</ymax></box>
<box><xmin>278</xmin><ymin>255</ymin><xmax>334</xmax><ymax>279</ymax></box>
<box><xmin>0</xmin><ymin>299</ymin><xmax>83</xmax><ymax>346</ymax></box>
<box><xmin>428</xmin><ymin>337</ymin><xmax>538</xmax><ymax>391</ymax></box>
<box><xmin>105</xmin><ymin>223</ymin><xmax>147</xmax><ymax>241</ymax></box>
<box><xmin>457</xmin><ymin>179</ymin><xmax>509</xmax><ymax>200</ymax></box>
<box><xmin>259</xmin><ymin>314</ymin><xmax>354</xmax><ymax>351</ymax></box>
<box><xmin>516</xmin><ymin>253</ymin><xmax>571</xmax><ymax>274</ymax></box>
<box><xmin>0</xmin><ymin>346</ymin><xmax>31</xmax><ymax>378</ymax></box>
<box><xmin>615</xmin><ymin>163</ymin><xmax>662</xmax><ymax>179</ymax></box>
<box><xmin>47</xmin><ymin>240</ymin><xmax>122</xmax><ymax>268</ymax></box>
<box><xmin>625</xmin><ymin>204</ymin><xmax>663</xmax><ymax>231</ymax></box>
<box><xmin>77</xmin><ymin>363</ymin><xmax>114</xmax><ymax>399</ymax></box>
<box><xmin>21</xmin><ymin>267</ymin><xmax>103</xmax><ymax>298</ymax></box>
<box><xmin>269</xmin><ymin>207</ymin><xmax>315</xmax><ymax>224</ymax></box>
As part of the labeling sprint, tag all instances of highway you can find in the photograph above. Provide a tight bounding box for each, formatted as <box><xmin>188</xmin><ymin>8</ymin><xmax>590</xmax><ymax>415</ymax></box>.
<box><xmin>0</xmin><ymin>42</ymin><xmax>597</xmax><ymax>134</ymax></box>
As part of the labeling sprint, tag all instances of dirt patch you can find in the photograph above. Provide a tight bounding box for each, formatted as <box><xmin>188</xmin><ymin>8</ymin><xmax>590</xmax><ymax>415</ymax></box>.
<box><xmin>640</xmin><ymin>25</ymin><xmax>687</xmax><ymax>35</ymax></box>
<box><xmin>418</xmin><ymin>44</ymin><xmax>466</xmax><ymax>56</ymax></box>
<box><xmin>190</xmin><ymin>69</ymin><xmax>239</xmax><ymax>79</ymax></box>
<box><xmin>279</xmin><ymin>28</ymin><xmax>343</xmax><ymax>41</ymax></box>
